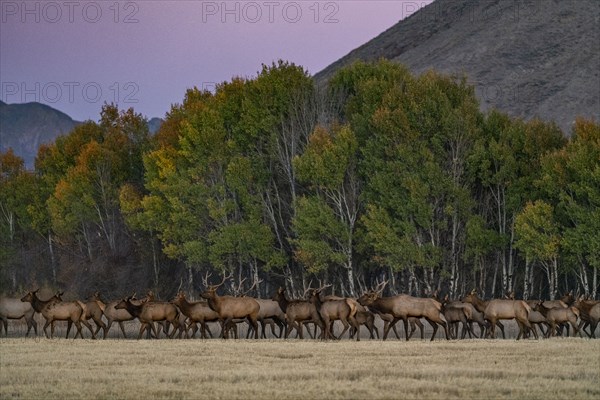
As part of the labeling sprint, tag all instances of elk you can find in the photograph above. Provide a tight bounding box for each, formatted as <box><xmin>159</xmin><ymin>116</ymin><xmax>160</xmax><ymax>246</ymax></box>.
<box><xmin>461</xmin><ymin>291</ymin><xmax>506</xmax><ymax>339</ymax></box>
<box><xmin>251</xmin><ymin>298</ymin><xmax>286</xmax><ymax>339</ymax></box>
<box><xmin>361</xmin><ymin>281</ymin><xmax>423</xmax><ymax>340</ymax></box>
<box><xmin>94</xmin><ymin>295</ymin><xmax>138</xmax><ymax>339</ymax></box>
<box><xmin>21</xmin><ymin>290</ymin><xmax>95</xmax><ymax>339</ymax></box>
<box><xmin>574</xmin><ymin>298</ymin><xmax>599</xmax><ymax>338</ymax></box>
<box><xmin>200</xmin><ymin>274</ymin><xmax>260</xmax><ymax>339</ymax></box>
<box><xmin>358</xmin><ymin>291</ymin><xmax>449</xmax><ymax>341</ymax></box>
<box><xmin>309</xmin><ymin>284</ymin><xmax>360</xmax><ymax>341</ymax></box>
<box><xmin>272</xmin><ymin>287</ymin><xmax>323</xmax><ymax>339</ymax></box>
<box><xmin>465</xmin><ymin>290</ymin><xmax>535</xmax><ymax>340</ymax></box>
<box><xmin>350</xmin><ymin>303</ymin><xmax>379</xmax><ymax>339</ymax></box>
<box><xmin>83</xmin><ymin>292</ymin><xmax>108</xmax><ymax>339</ymax></box>
<box><xmin>534</xmin><ymin>302</ymin><xmax>579</xmax><ymax>338</ymax></box>
<box><xmin>232</xmin><ymin>278</ymin><xmax>286</xmax><ymax>339</ymax></box>
<box><xmin>170</xmin><ymin>291</ymin><xmax>218</xmax><ymax>339</ymax></box>
<box><xmin>115</xmin><ymin>295</ymin><xmax>181</xmax><ymax>339</ymax></box>
<box><xmin>440</xmin><ymin>295</ymin><xmax>475</xmax><ymax>339</ymax></box>
<box><xmin>523</xmin><ymin>303</ymin><xmax>549</xmax><ymax>338</ymax></box>
<box><xmin>0</xmin><ymin>296</ymin><xmax>38</xmax><ymax>336</ymax></box>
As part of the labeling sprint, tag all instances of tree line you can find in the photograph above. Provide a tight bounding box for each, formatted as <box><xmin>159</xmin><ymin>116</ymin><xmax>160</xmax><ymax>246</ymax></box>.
<box><xmin>1</xmin><ymin>60</ymin><xmax>598</xmax><ymax>300</ymax></box>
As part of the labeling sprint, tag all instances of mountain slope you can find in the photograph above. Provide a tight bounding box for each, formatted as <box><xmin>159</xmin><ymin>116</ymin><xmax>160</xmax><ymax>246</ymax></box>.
<box><xmin>0</xmin><ymin>101</ymin><xmax>80</xmax><ymax>169</ymax></box>
<box><xmin>315</xmin><ymin>0</ymin><xmax>600</xmax><ymax>134</ymax></box>
<box><xmin>0</xmin><ymin>102</ymin><xmax>164</xmax><ymax>169</ymax></box>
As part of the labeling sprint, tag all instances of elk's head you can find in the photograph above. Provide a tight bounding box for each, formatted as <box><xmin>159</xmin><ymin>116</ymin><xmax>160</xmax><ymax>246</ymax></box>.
<box><xmin>200</xmin><ymin>274</ymin><xmax>231</xmax><ymax>300</ymax></box>
<box><xmin>171</xmin><ymin>291</ymin><xmax>186</xmax><ymax>304</ymax></box>
<box><xmin>114</xmin><ymin>297</ymin><xmax>129</xmax><ymax>310</ymax></box>
<box><xmin>357</xmin><ymin>291</ymin><xmax>377</xmax><ymax>306</ymax></box>
<box><xmin>271</xmin><ymin>287</ymin><xmax>285</xmax><ymax>302</ymax></box>
<box><xmin>21</xmin><ymin>289</ymin><xmax>39</xmax><ymax>303</ymax></box>
<box><xmin>461</xmin><ymin>290</ymin><xmax>479</xmax><ymax>304</ymax></box>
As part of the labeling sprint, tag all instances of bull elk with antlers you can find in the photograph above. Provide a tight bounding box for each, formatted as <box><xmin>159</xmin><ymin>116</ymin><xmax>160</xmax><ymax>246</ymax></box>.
<box><xmin>200</xmin><ymin>274</ymin><xmax>260</xmax><ymax>339</ymax></box>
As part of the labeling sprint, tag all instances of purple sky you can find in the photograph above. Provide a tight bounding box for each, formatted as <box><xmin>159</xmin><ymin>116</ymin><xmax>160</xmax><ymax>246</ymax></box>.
<box><xmin>1</xmin><ymin>1</ymin><xmax>432</xmax><ymax>121</ymax></box>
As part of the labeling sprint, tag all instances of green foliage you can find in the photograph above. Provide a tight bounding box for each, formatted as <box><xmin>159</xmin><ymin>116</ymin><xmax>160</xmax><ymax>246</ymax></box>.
<box><xmin>4</xmin><ymin>59</ymin><xmax>597</xmax><ymax>297</ymax></box>
<box><xmin>292</xmin><ymin>196</ymin><xmax>347</xmax><ymax>274</ymax></box>
<box><xmin>515</xmin><ymin>200</ymin><xmax>560</xmax><ymax>263</ymax></box>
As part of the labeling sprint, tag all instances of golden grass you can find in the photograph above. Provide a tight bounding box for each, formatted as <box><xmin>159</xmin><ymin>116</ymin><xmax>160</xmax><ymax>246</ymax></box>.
<box><xmin>1</xmin><ymin>338</ymin><xmax>598</xmax><ymax>400</ymax></box>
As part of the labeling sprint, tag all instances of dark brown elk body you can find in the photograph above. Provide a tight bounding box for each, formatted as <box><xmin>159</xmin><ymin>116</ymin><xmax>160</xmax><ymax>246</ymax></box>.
<box><xmin>0</xmin><ymin>296</ymin><xmax>37</xmax><ymax>336</ymax></box>
<box><xmin>21</xmin><ymin>290</ymin><xmax>94</xmax><ymax>339</ymax></box>
<box><xmin>200</xmin><ymin>279</ymin><xmax>260</xmax><ymax>339</ymax></box>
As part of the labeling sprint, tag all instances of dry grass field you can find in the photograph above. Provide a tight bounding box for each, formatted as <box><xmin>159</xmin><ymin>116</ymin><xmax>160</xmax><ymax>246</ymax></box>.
<box><xmin>1</xmin><ymin>337</ymin><xmax>598</xmax><ymax>400</ymax></box>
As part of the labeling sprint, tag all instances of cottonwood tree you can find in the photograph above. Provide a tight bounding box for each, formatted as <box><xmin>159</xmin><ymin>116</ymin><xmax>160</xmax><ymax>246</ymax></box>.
<box><xmin>293</xmin><ymin>124</ymin><xmax>361</xmax><ymax>296</ymax></box>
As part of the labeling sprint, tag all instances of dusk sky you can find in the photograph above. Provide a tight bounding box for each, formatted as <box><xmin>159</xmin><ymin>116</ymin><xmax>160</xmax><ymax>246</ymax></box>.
<box><xmin>1</xmin><ymin>1</ymin><xmax>433</xmax><ymax>121</ymax></box>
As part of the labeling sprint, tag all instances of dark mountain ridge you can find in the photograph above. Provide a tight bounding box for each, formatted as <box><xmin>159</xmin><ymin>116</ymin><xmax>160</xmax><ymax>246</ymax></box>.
<box><xmin>315</xmin><ymin>0</ymin><xmax>600</xmax><ymax>134</ymax></box>
<box><xmin>0</xmin><ymin>101</ymin><xmax>80</xmax><ymax>169</ymax></box>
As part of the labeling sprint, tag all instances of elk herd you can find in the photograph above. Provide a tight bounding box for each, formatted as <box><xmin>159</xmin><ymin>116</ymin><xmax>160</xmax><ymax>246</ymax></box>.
<box><xmin>1</xmin><ymin>280</ymin><xmax>598</xmax><ymax>341</ymax></box>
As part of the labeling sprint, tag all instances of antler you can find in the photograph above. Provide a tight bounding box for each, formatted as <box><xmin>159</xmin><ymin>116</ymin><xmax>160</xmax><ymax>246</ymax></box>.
<box><xmin>202</xmin><ymin>271</ymin><xmax>213</xmax><ymax>288</ymax></box>
<box><xmin>316</xmin><ymin>282</ymin><xmax>332</xmax><ymax>293</ymax></box>
<box><xmin>374</xmin><ymin>280</ymin><xmax>388</xmax><ymax>294</ymax></box>
<box><xmin>302</xmin><ymin>280</ymin><xmax>314</xmax><ymax>298</ymax></box>
<box><xmin>243</xmin><ymin>278</ymin><xmax>263</xmax><ymax>296</ymax></box>
<box><xmin>213</xmin><ymin>272</ymin><xmax>233</xmax><ymax>289</ymax></box>
<box><xmin>232</xmin><ymin>277</ymin><xmax>248</xmax><ymax>296</ymax></box>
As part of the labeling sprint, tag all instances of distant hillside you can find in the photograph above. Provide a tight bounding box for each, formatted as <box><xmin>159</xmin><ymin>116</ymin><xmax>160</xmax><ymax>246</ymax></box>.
<box><xmin>0</xmin><ymin>102</ymin><xmax>164</xmax><ymax>169</ymax></box>
<box><xmin>0</xmin><ymin>101</ymin><xmax>80</xmax><ymax>169</ymax></box>
<box><xmin>148</xmin><ymin>117</ymin><xmax>164</xmax><ymax>135</ymax></box>
<box><xmin>315</xmin><ymin>0</ymin><xmax>600</xmax><ymax>134</ymax></box>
